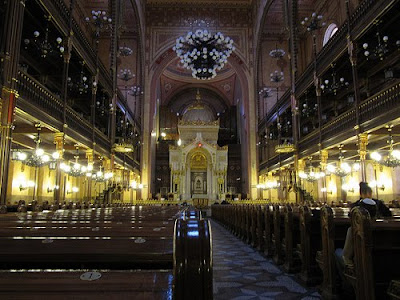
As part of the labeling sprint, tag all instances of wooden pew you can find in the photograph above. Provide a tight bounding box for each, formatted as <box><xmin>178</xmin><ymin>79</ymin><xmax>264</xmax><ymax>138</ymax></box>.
<box><xmin>298</xmin><ymin>205</ymin><xmax>322</xmax><ymax>285</ymax></box>
<box><xmin>283</xmin><ymin>204</ymin><xmax>301</xmax><ymax>273</ymax></box>
<box><xmin>264</xmin><ymin>204</ymin><xmax>274</xmax><ymax>257</ymax></box>
<box><xmin>344</xmin><ymin>207</ymin><xmax>400</xmax><ymax>300</ymax></box>
<box><xmin>272</xmin><ymin>204</ymin><xmax>285</xmax><ymax>265</ymax></box>
<box><xmin>0</xmin><ymin>206</ymin><xmax>212</xmax><ymax>299</ymax></box>
<box><xmin>316</xmin><ymin>206</ymin><xmax>351</xmax><ymax>300</ymax></box>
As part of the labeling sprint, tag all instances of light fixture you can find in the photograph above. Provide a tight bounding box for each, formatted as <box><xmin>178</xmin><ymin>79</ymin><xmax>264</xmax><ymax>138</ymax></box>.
<box><xmin>23</xmin><ymin>16</ymin><xmax>64</xmax><ymax>58</ymax></box>
<box><xmin>19</xmin><ymin>181</ymin><xmax>35</xmax><ymax>191</ymax></box>
<box><xmin>67</xmin><ymin>146</ymin><xmax>85</xmax><ymax>177</ymax></box>
<box><xmin>362</xmin><ymin>21</ymin><xmax>400</xmax><ymax>61</ymax></box>
<box><xmin>67</xmin><ymin>187</ymin><xmax>79</xmax><ymax>194</ymax></box>
<box><xmin>119</xmin><ymin>44</ymin><xmax>133</xmax><ymax>57</ymax></box>
<box><xmin>68</xmin><ymin>61</ymin><xmax>90</xmax><ymax>94</ymax></box>
<box><xmin>173</xmin><ymin>20</ymin><xmax>235</xmax><ymax>80</ymax></box>
<box><xmin>301</xmin><ymin>12</ymin><xmax>326</xmax><ymax>32</ymax></box>
<box><xmin>118</xmin><ymin>69</ymin><xmax>135</xmax><ymax>82</ymax></box>
<box><xmin>270</xmin><ymin>70</ymin><xmax>284</xmax><ymax>83</ymax></box>
<box><xmin>128</xmin><ymin>85</ymin><xmax>143</xmax><ymax>97</ymax></box>
<box><xmin>320</xmin><ymin>187</ymin><xmax>332</xmax><ymax>194</ymax></box>
<box><xmin>326</xmin><ymin>145</ymin><xmax>352</xmax><ymax>177</ymax></box>
<box><xmin>269</xmin><ymin>44</ymin><xmax>286</xmax><ymax>59</ymax></box>
<box><xmin>85</xmin><ymin>10</ymin><xmax>112</xmax><ymax>39</ymax></box>
<box><xmin>370</xmin><ymin>180</ymin><xmax>385</xmax><ymax>191</ymax></box>
<box><xmin>12</xmin><ymin>124</ymin><xmax>55</xmax><ymax>168</ymax></box>
<box><xmin>259</xmin><ymin>87</ymin><xmax>272</xmax><ymax>98</ymax></box>
<box><xmin>370</xmin><ymin>125</ymin><xmax>400</xmax><ymax>168</ymax></box>
<box><xmin>299</xmin><ymin>157</ymin><xmax>325</xmax><ymax>182</ymax></box>
<box><xmin>47</xmin><ymin>185</ymin><xmax>59</xmax><ymax>193</ymax></box>
<box><xmin>320</xmin><ymin>64</ymin><xmax>349</xmax><ymax>95</ymax></box>
<box><xmin>177</xmin><ymin>139</ymin><xmax>182</xmax><ymax>146</ymax></box>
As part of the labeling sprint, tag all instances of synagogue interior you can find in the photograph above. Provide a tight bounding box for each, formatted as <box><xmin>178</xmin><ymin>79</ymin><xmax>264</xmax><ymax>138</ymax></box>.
<box><xmin>0</xmin><ymin>0</ymin><xmax>399</xmax><ymax>298</ymax></box>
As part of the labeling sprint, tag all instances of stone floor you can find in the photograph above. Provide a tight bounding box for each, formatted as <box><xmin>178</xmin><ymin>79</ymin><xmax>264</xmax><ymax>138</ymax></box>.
<box><xmin>211</xmin><ymin>220</ymin><xmax>321</xmax><ymax>300</ymax></box>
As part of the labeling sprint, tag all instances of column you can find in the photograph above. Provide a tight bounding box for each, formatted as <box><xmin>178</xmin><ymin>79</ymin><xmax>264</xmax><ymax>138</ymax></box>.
<box><xmin>320</xmin><ymin>149</ymin><xmax>328</xmax><ymax>202</ymax></box>
<box><xmin>86</xmin><ymin>149</ymin><xmax>94</xmax><ymax>202</ymax></box>
<box><xmin>358</xmin><ymin>133</ymin><xmax>368</xmax><ymax>182</ymax></box>
<box><xmin>0</xmin><ymin>0</ymin><xmax>26</xmax><ymax>206</ymax></box>
<box><xmin>54</xmin><ymin>132</ymin><xmax>64</xmax><ymax>204</ymax></box>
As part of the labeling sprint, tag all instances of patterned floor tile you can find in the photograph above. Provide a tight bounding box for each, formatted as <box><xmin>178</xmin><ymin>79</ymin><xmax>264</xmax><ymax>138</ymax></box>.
<box><xmin>212</xmin><ymin>220</ymin><xmax>321</xmax><ymax>300</ymax></box>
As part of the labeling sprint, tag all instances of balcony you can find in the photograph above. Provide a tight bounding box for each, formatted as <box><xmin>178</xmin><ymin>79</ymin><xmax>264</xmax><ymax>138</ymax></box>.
<box><xmin>16</xmin><ymin>70</ymin><xmax>112</xmax><ymax>155</ymax></box>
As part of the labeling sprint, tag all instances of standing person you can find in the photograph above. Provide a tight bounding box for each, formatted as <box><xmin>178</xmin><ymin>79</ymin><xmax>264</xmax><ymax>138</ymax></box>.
<box><xmin>351</xmin><ymin>182</ymin><xmax>392</xmax><ymax>217</ymax></box>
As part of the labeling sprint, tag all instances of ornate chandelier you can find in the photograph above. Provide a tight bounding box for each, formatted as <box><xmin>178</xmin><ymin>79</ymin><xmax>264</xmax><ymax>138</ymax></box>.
<box><xmin>12</xmin><ymin>125</ymin><xmax>57</xmax><ymax>168</ymax></box>
<box><xmin>173</xmin><ymin>23</ymin><xmax>235</xmax><ymax>80</ymax></box>
<box><xmin>299</xmin><ymin>157</ymin><xmax>325</xmax><ymax>182</ymax></box>
<box><xmin>326</xmin><ymin>145</ymin><xmax>352</xmax><ymax>177</ymax></box>
<box><xmin>371</xmin><ymin>126</ymin><xmax>400</xmax><ymax>168</ymax></box>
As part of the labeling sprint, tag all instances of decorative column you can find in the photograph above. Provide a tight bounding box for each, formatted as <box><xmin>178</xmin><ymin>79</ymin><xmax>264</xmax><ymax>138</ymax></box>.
<box><xmin>320</xmin><ymin>149</ymin><xmax>328</xmax><ymax>202</ymax></box>
<box><xmin>86</xmin><ymin>149</ymin><xmax>94</xmax><ymax>201</ymax></box>
<box><xmin>0</xmin><ymin>0</ymin><xmax>26</xmax><ymax>206</ymax></box>
<box><xmin>358</xmin><ymin>133</ymin><xmax>368</xmax><ymax>181</ymax></box>
<box><xmin>54</xmin><ymin>132</ymin><xmax>64</xmax><ymax>204</ymax></box>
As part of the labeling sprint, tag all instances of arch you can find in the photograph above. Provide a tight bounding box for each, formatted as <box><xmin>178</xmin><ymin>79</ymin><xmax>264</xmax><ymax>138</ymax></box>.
<box><xmin>323</xmin><ymin>23</ymin><xmax>338</xmax><ymax>46</ymax></box>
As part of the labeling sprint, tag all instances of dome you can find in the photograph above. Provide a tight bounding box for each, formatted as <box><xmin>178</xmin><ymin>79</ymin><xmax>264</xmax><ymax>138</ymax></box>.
<box><xmin>182</xmin><ymin>104</ymin><xmax>215</xmax><ymax>122</ymax></box>
<box><xmin>182</xmin><ymin>89</ymin><xmax>216</xmax><ymax>122</ymax></box>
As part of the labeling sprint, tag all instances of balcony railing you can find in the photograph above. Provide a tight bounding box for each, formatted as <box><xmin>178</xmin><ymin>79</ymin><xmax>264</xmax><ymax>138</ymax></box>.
<box><xmin>259</xmin><ymin>0</ymin><xmax>396</xmax><ymax>131</ymax></box>
<box><xmin>17</xmin><ymin>70</ymin><xmax>64</xmax><ymax>121</ymax></box>
<box><xmin>16</xmin><ymin>69</ymin><xmax>112</xmax><ymax>153</ymax></box>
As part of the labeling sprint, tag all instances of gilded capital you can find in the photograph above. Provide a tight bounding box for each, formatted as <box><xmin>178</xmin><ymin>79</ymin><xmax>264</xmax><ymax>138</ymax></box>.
<box><xmin>358</xmin><ymin>133</ymin><xmax>368</xmax><ymax>161</ymax></box>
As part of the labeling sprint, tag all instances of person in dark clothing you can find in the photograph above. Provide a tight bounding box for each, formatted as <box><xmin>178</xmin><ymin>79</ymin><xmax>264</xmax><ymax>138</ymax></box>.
<box><xmin>350</xmin><ymin>182</ymin><xmax>392</xmax><ymax>217</ymax></box>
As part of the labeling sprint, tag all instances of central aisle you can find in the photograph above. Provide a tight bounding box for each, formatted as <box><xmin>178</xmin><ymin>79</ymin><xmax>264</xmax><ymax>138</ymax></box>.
<box><xmin>211</xmin><ymin>220</ymin><xmax>321</xmax><ymax>300</ymax></box>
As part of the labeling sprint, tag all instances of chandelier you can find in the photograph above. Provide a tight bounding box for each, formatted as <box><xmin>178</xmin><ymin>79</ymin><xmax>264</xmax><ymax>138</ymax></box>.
<box><xmin>118</xmin><ymin>69</ymin><xmax>134</xmax><ymax>82</ymax></box>
<box><xmin>362</xmin><ymin>22</ymin><xmax>400</xmax><ymax>61</ymax></box>
<box><xmin>119</xmin><ymin>44</ymin><xmax>133</xmax><ymax>57</ymax></box>
<box><xmin>259</xmin><ymin>87</ymin><xmax>272</xmax><ymax>98</ymax></box>
<box><xmin>12</xmin><ymin>125</ymin><xmax>58</xmax><ymax>168</ymax></box>
<box><xmin>270</xmin><ymin>70</ymin><xmax>284</xmax><ymax>83</ymax></box>
<box><xmin>23</xmin><ymin>17</ymin><xmax>64</xmax><ymax>58</ymax></box>
<box><xmin>326</xmin><ymin>145</ymin><xmax>352</xmax><ymax>177</ymax></box>
<box><xmin>129</xmin><ymin>85</ymin><xmax>143</xmax><ymax>97</ymax></box>
<box><xmin>173</xmin><ymin>21</ymin><xmax>235</xmax><ymax>80</ymax></box>
<box><xmin>91</xmin><ymin>166</ymin><xmax>113</xmax><ymax>182</ymax></box>
<box><xmin>371</xmin><ymin>126</ymin><xmax>400</xmax><ymax>168</ymax></box>
<box><xmin>68</xmin><ymin>61</ymin><xmax>89</xmax><ymax>94</ymax></box>
<box><xmin>320</xmin><ymin>64</ymin><xmax>349</xmax><ymax>95</ymax></box>
<box><xmin>269</xmin><ymin>44</ymin><xmax>285</xmax><ymax>59</ymax></box>
<box><xmin>301</xmin><ymin>12</ymin><xmax>326</xmax><ymax>32</ymax></box>
<box><xmin>299</xmin><ymin>157</ymin><xmax>325</xmax><ymax>182</ymax></box>
<box><xmin>85</xmin><ymin>10</ymin><xmax>112</xmax><ymax>39</ymax></box>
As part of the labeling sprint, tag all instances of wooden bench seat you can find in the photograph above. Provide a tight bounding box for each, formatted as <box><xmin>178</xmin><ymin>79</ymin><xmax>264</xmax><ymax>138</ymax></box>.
<box><xmin>344</xmin><ymin>207</ymin><xmax>400</xmax><ymax>300</ymax></box>
<box><xmin>0</xmin><ymin>206</ymin><xmax>213</xmax><ymax>299</ymax></box>
<box><xmin>0</xmin><ymin>270</ymin><xmax>173</xmax><ymax>300</ymax></box>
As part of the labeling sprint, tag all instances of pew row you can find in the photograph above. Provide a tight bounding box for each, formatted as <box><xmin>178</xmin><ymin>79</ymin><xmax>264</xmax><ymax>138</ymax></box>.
<box><xmin>0</xmin><ymin>206</ymin><xmax>213</xmax><ymax>299</ymax></box>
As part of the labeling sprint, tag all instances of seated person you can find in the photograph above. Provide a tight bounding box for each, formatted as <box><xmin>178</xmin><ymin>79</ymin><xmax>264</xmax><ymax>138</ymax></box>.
<box><xmin>351</xmin><ymin>182</ymin><xmax>392</xmax><ymax>217</ymax></box>
<box><xmin>335</xmin><ymin>198</ymin><xmax>377</xmax><ymax>272</ymax></box>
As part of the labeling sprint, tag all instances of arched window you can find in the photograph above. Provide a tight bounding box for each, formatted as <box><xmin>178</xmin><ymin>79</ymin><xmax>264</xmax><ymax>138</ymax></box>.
<box><xmin>323</xmin><ymin>23</ymin><xmax>338</xmax><ymax>46</ymax></box>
